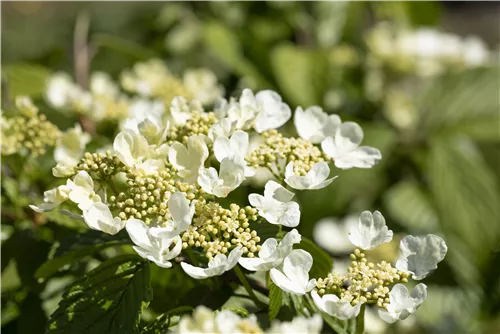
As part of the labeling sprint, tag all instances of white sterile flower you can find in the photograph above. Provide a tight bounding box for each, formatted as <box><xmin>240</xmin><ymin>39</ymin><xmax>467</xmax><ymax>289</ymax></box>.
<box><xmin>90</xmin><ymin>72</ymin><xmax>119</xmax><ymax>97</ymax></box>
<box><xmin>284</xmin><ymin>161</ymin><xmax>336</xmax><ymax>190</ymax></box>
<box><xmin>54</xmin><ymin>124</ymin><xmax>91</xmax><ymax>167</ymax></box>
<box><xmin>207</xmin><ymin>118</ymin><xmax>235</xmax><ymax>141</ymax></box>
<box><xmin>270</xmin><ymin>249</ymin><xmax>317</xmax><ymax>295</ymax></box>
<box><xmin>348</xmin><ymin>211</ymin><xmax>393</xmax><ymax>250</ymax></box>
<box><xmin>311</xmin><ymin>290</ymin><xmax>362</xmax><ymax>320</ymax></box>
<box><xmin>178</xmin><ymin>306</ymin><xmax>217</xmax><ymax>333</ymax></box>
<box><xmin>30</xmin><ymin>185</ymin><xmax>71</xmax><ymax>213</ymax></box>
<box><xmin>169</xmin><ymin>135</ymin><xmax>209</xmax><ymax>183</ymax></box>
<box><xmin>248</xmin><ymin>180</ymin><xmax>300</xmax><ymax>227</ymax></box>
<box><xmin>294</xmin><ymin>106</ymin><xmax>341</xmax><ymax>143</ymax></box>
<box><xmin>66</xmin><ymin>171</ymin><xmax>101</xmax><ymax>210</ymax></box>
<box><xmin>126</xmin><ymin>218</ymin><xmax>182</xmax><ymax>268</ymax></box>
<box><xmin>183</xmin><ymin>68</ymin><xmax>224</xmax><ymax>105</ymax></box>
<box><xmin>122</xmin><ymin>99</ymin><xmax>165</xmax><ymax>136</ymax></box>
<box><xmin>114</xmin><ymin>130</ymin><xmax>162</xmax><ymax>175</ymax></box>
<box><xmin>149</xmin><ymin>192</ymin><xmax>195</xmax><ymax>239</ymax></box>
<box><xmin>239</xmin><ymin>229</ymin><xmax>301</xmax><ymax>271</ymax></box>
<box><xmin>213</xmin><ymin>130</ymin><xmax>254</xmax><ymax>177</ymax></box>
<box><xmin>181</xmin><ymin>247</ymin><xmax>243</xmax><ymax>279</ymax></box>
<box><xmin>198</xmin><ymin>158</ymin><xmax>245</xmax><ymax>198</ymax></box>
<box><xmin>395</xmin><ymin>234</ymin><xmax>447</xmax><ymax>280</ymax></box>
<box><xmin>321</xmin><ymin>122</ymin><xmax>382</xmax><ymax>169</ymax></box>
<box><xmin>45</xmin><ymin>72</ymin><xmax>77</xmax><ymax>109</ymax></box>
<box><xmin>83</xmin><ymin>202</ymin><xmax>125</xmax><ymax>235</ymax></box>
<box><xmin>170</xmin><ymin>96</ymin><xmax>204</xmax><ymax>126</ymax></box>
<box><xmin>244</xmin><ymin>89</ymin><xmax>291</xmax><ymax>133</ymax></box>
<box><xmin>378</xmin><ymin>283</ymin><xmax>427</xmax><ymax>323</ymax></box>
<box><xmin>313</xmin><ymin>215</ymin><xmax>358</xmax><ymax>254</ymax></box>
<box><xmin>215</xmin><ymin>310</ymin><xmax>261</xmax><ymax>334</ymax></box>
<box><xmin>267</xmin><ymin>314</ymin><xmax>323</xmax><ymax>334</ymax></box>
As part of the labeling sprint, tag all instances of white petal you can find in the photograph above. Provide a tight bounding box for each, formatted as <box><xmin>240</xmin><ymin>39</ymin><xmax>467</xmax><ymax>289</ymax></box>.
<box><xmin>230</xmin><ymin>130</ymin><xmax>249</xmax><ymax>157</ymax></box>
<box><xmin>285</xmin><ymin>161</ymin><xmax>336</xmax><ymax>190</ymax></box>
<box><xmin>348</xmin><ymin>211</ymin><xmax>393</xmax><ymax>250</ymax></box>
<box><xmin>270</xmin><ymin>268</ymin><xmax>303</xmax><ymax>295</ymax></box>
<box><xmin>254</xmin><ymin>90</ymin><xmax>291</xmax><ymax>133</ymax></box>
<box><xmin>168</xmin><ymin>192</ymin><xmax>194</xmax><ymax>228</ymax></box>
<box><xmin>313</xmin><ymin>216</ymin><xmax>357</xmax><ymax>254</ymax></box>
<box><xmin>239</xmin><ymin>257</ymin><xmax>271</xmax><ymax>272</ymax></box>
<box><xmin>213</xmin><ymin>136</ymin><xmax>233</xmax><ymax>162</ymax></box>
<box><xmin>126</xmin><ymin>218</ymin><xmax>154</xmax><ymax>250</ymax></box>
<box><xmin>264</xmin><ymin>180</ymin><xmax>295</xmax><ymax>202</ymax></box>
<box><xmin>279</xmin><ymin>201</ymin><xmax>301</xmax><ymax>227</ymax></box>
<box><xmin>73</xmin><ymin>171</ymin><xmax>93</xmax><ymax>190</ymax></box>
<box><xmin>83</xmin><ymin>202</ymin><xmax>124</xmax><ymax>235</ymax></box>
<box><xmin>294</xmin><ymin>106</ymin><xmax>327</xmax><ymax>143</ymax></box>
<box><xmin>197</xmin><ymin>167</ymin><xmax>219</xmax><ymax>195</ymax></box>
<box><xmin>335</xmin><ymin>122</ymin><xmax>364</xmax><ymax>153</ymax></box>
<box><xmin>395</xmin><ymin>234</ymin><xmax>447</xmax><ymax>280</ymax></box>
<box><xmin>225</xmin><ymin>247</ymin><xmax>244</xmax><ymax>270</ymax></box>
<box><xmin>181</xmin><ymin>262</ymin><xmax>210</xmax><ymax>279</ymax></box>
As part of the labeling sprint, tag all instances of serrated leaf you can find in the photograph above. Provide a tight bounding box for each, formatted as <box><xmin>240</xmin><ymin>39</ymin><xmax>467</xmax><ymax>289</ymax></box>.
<box><xmin>267</xmin><ymin>276</ymin><xmax>282</xmax><ymax>322</ymax></box>
<box><xmin>383</xmin><ymin>180</ymin><xmax>438</xmax><ymax>233</ymax></box>
<box><xmin>47</xmin><ymin>255</ymin><xmax>152</xmax><ymax>334</ymax></box>
<box><xmin>270</xmin><ymin>44</ymin><xmax>328</xmax><ymax>107</ymax></box>
<box><xmin>295</xmin><ymin>237</ymin><xmax>332</xmax><ymax>279</ymax></box>
<box><xmin>141</xmin><ymin>306</ymin><xmax>193</xmax><ymax>334</ymax></box>
<box><xmin>36</xmin><ymin>230</ymin><xmax>131</xmax><ymax>280</ymax></box>
<box><xmin>2</xmin><ymin>63</ymin><xmax>51</xmax><ymax>99</ymax></box>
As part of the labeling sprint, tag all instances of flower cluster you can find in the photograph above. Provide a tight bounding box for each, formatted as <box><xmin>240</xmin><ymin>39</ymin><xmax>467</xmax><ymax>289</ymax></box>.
<box><xmin>32</xmin><ymin>67</ymin><xmax>447</xmax><ymax>328</ymax></box>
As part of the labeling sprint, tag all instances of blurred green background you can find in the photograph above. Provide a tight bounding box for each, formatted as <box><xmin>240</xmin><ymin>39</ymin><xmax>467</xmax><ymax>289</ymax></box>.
<box><xmin>2</xmin><ymin>1</ymin><xmax>499</xmax><ymax>333</ymax></box>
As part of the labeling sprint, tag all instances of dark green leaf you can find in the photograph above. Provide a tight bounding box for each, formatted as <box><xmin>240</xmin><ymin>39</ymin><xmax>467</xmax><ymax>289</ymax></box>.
<box><xmin>267</xmin><ymin>276</ymin><xmax>282</xmax><ymax>322</ymax></box>
<box><xmin>47</xmin><ymin>255</ymin><xmax>152</xmax><ymax>334</ymax></box>
<box><xmin>295</xmin><ymin>237</ymin><xmax>332</xmax><ymax>279</ymax></box>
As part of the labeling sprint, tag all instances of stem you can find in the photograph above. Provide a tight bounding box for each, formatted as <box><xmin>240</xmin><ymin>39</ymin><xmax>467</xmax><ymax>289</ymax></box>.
<box><xmin>355</xmin><ymin>304</ymin><xmax>365</xmax><ymax>334</ymax></box>
<box><xmin>233</xmin><ymin>265</ymin><xmax>266</xmax><ymax>308</ymax></box>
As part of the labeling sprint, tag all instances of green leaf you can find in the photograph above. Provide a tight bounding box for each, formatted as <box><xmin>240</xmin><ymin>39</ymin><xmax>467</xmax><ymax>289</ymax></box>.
<box><xmin>267</xmin><ymin>276</ymin><xmax>282</xmax><ymax>322</ymax></box>
<box><xmin>270</xmin><ymin>44</ymin><xmax>328</xmax><ymax>107</ymax></box>
<box><xmin>47</xmin><ymin>255</ymin><xmax>152</xmax><ymax>334</ymax></box>
<box><xmin>383</xmin><ymin>180</ymin><xmax>438</xmax><ymax>233</ymax></box>
<box><xmin>36</xmin><ymin>230</ymin><xmax>130</xmax><ymax>280</ymax></box>
<box><xmin>92</xmin><ymin>33</ymin><xmax>158</xmax><ymax>60</ymax></box>
<box><xmin>141</xmin><ymin>306</ymin><xmax>193</xmax><ymax>334</ymax></box>
<box><xmin>2</xmin><ymin>63</ymin><xmax>51</xmax><ymax>99</ymax></box>
<box><xmin>203</xmin><ymin>22</ymin><xmax>271</xmax><ymax>88</ymax></box>
<box><xmin>295</xmin><ymin>237</ymin><xmax>332</xmax><ymax>279</ymax></box>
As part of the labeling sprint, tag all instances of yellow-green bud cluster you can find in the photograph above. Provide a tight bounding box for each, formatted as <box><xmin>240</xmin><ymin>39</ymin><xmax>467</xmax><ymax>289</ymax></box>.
<box><xmin>166</xmin><ymin>111</ymin><xmax>218</xmax><ymax>144</ymax></box>
<box><xmin>1</xmin><ymin>99</ymin><xmax>60</xmax><ymax>157</ymax></box>
<box><xmin>247</xmin><ymin>130</ymin><xmax>326</xmax><ymax>176</ymax></box>
<box><xmin>315</xmin><ymin>249</ymin><xmax>408</xmax><ymax>308</ymax></box>
<box><xmin>109</xmin><ymin>171</ymin><xmax>198</xmax><ymax>225</ymax></box>
<box><xmin>181</xmin><ymin>202</ymin><xmax>261</xmax><ymax>260</ymax></box>
<box><xmin>74</xmin><ymin>152</ymin><xmax>128</xmax><ymax>179</ymax></box>
<box><xmin>91</xmin><ymin>95</ymin><xmax>129</xmax><ymax>121</ymax></box>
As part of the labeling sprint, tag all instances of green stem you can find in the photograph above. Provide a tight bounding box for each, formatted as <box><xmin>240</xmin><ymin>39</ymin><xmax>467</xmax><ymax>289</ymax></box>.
<box><xmin>234</xmin><ymin>265</ymin><xmax>266</xmax><ymax>308</ymax></box>
<box><xmin>355</xmin><ymin>304</ymin><xmax>365</xmax><ymax>334</ymax></box>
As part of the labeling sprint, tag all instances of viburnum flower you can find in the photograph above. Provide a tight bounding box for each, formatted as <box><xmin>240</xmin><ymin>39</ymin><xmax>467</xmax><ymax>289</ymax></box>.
<box><xmin>66</xmin><ymin>171</ymin><xmax>101</xmax><ymax>210</ymax></box>
<box><xmin>149</xmin><ymin>192</ymin><xmax>195</xmax><ymax>239</ymax></box>
<box><xmin>239</xmin><ymin>229</ymin><xmax>301</xmax><ymax>271</ymax></box>
<box><xmin>181</xmin><ymin>247</ymin><xmax>243</xmax><ymax>279</ymax></box>
<box><xmin>294</xmin><ymin>106</ymin><xmax>340</xmax><ymax>143</ymax></box>
<box><xmin>267</xmin><ymin>314</ymin><xmax>323</xmax><ymax>334</ymax></box>
<box><xmin>83</xmin><ymin>202</ymin><xmax>125</xmax><ymax>235</ymax></box>
<box><xmin>213</xmin><ymin>130</ymin><xmax>254</xmax><ymax>177</ymax></box>
<box><xmin>378</xmin><ymin>283</ymin><xmax>427</xmax><ymax>323</ymax></box>
<box><xmin>198</xmin><ymin>157</ymin><xmax>245</xmax><ymax>198</ymax></box>
<box><xmin>284</xmin><ymin>161</ymin><xmax>336</xmax><ymax>190</ymax></box>
<box><xmin>54</xmin><ymin>124</ymin><xmax>91</xmax><ymax>168</ymax></box>
<box><xmin>30</xmin><ymin>185</ymin><xmax>71</xmax><ymax>213</ymax></box>
<box><xmin>270</xmin><ymin>249</ymin><xmax>316</xmax><ymax>295</ymax></box>
<box><xmin>321</xmin><ymin>122</ymin><xmax>382</xmax><ymax>169</ymax></box>
<box><xmin>348</xmin><ymin>210</ymin><xmax>393</xmax><ymax>250</ymax></box>
<box><xmin>126</xmin><ymin>218</ymin><xmax>182</xmax><ymax>268</ymax></box>
<box><xmin>395</xmin><ymin>234</ymin><xmax>448</xmax><ymax>280</ymax></box>
<box><xmin>169</xmin><ymin>135</ymin><xmax>209</xmax><ymax>182</ymax></box>
<box><xmin>311</xmin><ymin>290</ymin><xmax>362</xmax><ymax>320</ymax></box>
<box><xmin>114</xmin><ymin>130</ymin><xmax>164</xmax><ymax>175</ymax></box>
<box><xmin>313</xmin><ymin>215</ymin><xmax>358</xmax><ymax>254</ymax></box>
<box><xmin>122</xmin><ymin>99</ymin><xmax>166</xmax><ymax>143</ymax></box>
<box><xmin>170</xmin><ymin>96</ymin><xmax>203</xmax><ymax>126</ymax></box>
<box><xmin>207</xmin><ymin>118</ymin><xmax>235</xmax><ymax>141</ymax></box>
<box><xmin>248</xmin><ymin>180</ymin><xmax>300</xmax><ymax>227</ymax></box>
<box><xmin>183</xmin><ymin>68</ymin><xmax>224</xmax><ymax>106</ymax></box>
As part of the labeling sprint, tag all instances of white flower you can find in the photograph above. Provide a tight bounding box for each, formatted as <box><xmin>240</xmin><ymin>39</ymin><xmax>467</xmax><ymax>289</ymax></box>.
<box><xmin>239</xmin><ymin>229</ymin><xmax>301</xmax><ymax>271</ymax></box>
<box><xmin>321</xmin><ymin>122</ymin><xmax>382</xmax><ymax>169</ymax></box>
<box><xmin>45</xmin><ymin>72</ymin><xmax>77</xmax><ymax>109</ymax></box>
<box><xmin>90</xmin><ymin>72</ymin><xmax>119</xmax><ymax>97</ymax></box>
<box><xmin>54</xmin><ymin>124</ymin><xmax>91</xmax><ymax>167</ymax></box>
<box><xmin>395</xmin><ymin>234</ymin><xmax>447</xmax><ymax>280</ymax></box>
<box><xmin>66</xmin><ymin>171</ymin><xmax>101</xmax><ymax>210</ymax></box>
<box><xmin>378</xmin><ymin>283</ymin><xmax>427</xmax><ymax>323</ymax></box>
<box><xmin>245</xmin><ymin>89</ymin><xmax>291</xmax><ymax>133</ymax></box>
<box><xmin>169</xmin><ymin>135</ymin><xmax>209</xmax><ymax>182</ymax></box>
<box><xmin>30</xmin><ymin>185</ymin><xmax>71</xmax><ymax>213</ymax></box>
<box><xmin>294</xmin><ymin>106</ymin><xmax>340</xmax><ymax>143</ymax></box>
<box><xmin>270</xmin><ymin>249</ymin><xmax>317</xmax><ymax>295</ymax></box>
<box><xmin>126</xmin><ymin>218</ymin><xmax>182</xmax><ymax>268</ymax></box>
<box><xmin>170</xmin><ymin>96</ymin><xmax>204</xmax><ymax>126</ymax></box>
<box><xmin>52</xmin><ymin>163</ymin><xmax>76</xmax><ymax>178</ymax></box>
<box><xmin>213</xmin><ymin>130</ymin><xmax>254</xmax><ymax>177</ymax></box>
<box><xmin>284</xmin><ymin>161</ymin><xmax>336</xmax><ymax>190</ymax></box>
<box><xmin>114</xmin><ymin>130</ymin><xmax>163</xmax><ymax>175</ymax></box>
<box><xmin>83</xmin><ymin>202</ymin><xmax>125</xmax><ymax>235</ymax></box>
<box><xmin>248</xmin><ymin>180</ymin><xmax>300</xmax><ymax>227</ymax></box>
<box><xmin>311</xmin><ymin>290</ymin><xmax>362</xmax><ymax>320</ymax></box>
<box><xmin>267</xmin><ymin>314</ymin><xmax>323</xmax><ymax>334</ymax></box>
<box><xmin>198</xmin><ymin>158</ymin><xmax>245</xmax><ymax>198</ymax></box>
<box><xmin>181</xmin><ymin>247</ymin><xmax>243</xmax><ymax>279</ymax></box>
<box><xmin>313</xmin><ymin>215</ymin><xmax>358</xmax><ymax>254</ymax></box>
<box><xmin>178</xmin><ymin>306</ymin><xmax>217</xmax><ymax>333</ymax></box>
<box><xmin>149</xmin><ymin>192</ymin><xmax>195</xmax><ymax>239</ymax></box>
<box><xmin>183</xmin><ymin>68</ymin><xmax>224</xmax><ymax>105</ymax></box>
<box><xmin>122</xmin><ymin>99</ymin><xmax>166</xmax><ymax>142</ymax></box>
<box><xmin>207</xmin><ymin>118</ymin><xmax>235</xmax><ymax>141</ymax></box>
<box><xmin>348</xmin><ymin>211</ymin><xmax>393</xmax><ymax>250</ymax></box>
